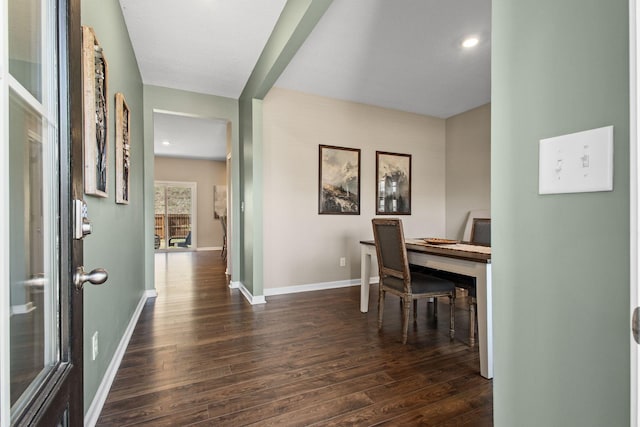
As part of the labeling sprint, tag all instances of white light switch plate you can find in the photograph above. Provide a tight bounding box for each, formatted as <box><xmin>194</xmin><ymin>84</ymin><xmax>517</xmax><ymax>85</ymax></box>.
<box><xmin>539</xmin><ymin>125</ymin><xmax>613</xmax><ymax>194</ymax></box>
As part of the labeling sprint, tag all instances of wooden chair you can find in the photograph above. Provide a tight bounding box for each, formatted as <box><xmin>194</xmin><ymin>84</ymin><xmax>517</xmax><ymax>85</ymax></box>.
<box><xmin>220</xmin><ymin>215</ymin><xmax>227</xmax><ymax>260</ymax></box>
<box><xmin>470</xmin><ymin>218</ymin><xmax>491</xmax><ymax>246</ymax></box>
<box><xmin>424</xmin><ymin>217</ymin><xmax>491</xmax><ymax>346</ymax></box>
<box><xmin>371</xmin><ymin>218</ymin><xmax>456</xmax><ymax>344</ymax></box>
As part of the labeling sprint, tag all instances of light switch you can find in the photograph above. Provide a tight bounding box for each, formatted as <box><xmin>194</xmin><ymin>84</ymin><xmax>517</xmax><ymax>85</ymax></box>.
<box><xmin>539</xmin><ymin>125</ymin><xmax>613</xmax><ymax>194</ymax></box>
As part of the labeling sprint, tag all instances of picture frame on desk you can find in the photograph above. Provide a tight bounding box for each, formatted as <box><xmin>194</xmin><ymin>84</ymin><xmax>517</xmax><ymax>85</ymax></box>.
<box><xmin>376</xmin><ymin>151</ymin><xmax>411</xmax><ymax>215</ymax></box>
<box><xmin>318</xmin><ymin>145</ymin><xmax>361</xmax><ymax>215</ymax></box>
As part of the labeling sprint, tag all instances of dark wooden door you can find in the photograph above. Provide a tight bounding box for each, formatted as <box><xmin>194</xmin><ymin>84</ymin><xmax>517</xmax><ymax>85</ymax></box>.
<box><xmin>6</xmin><ymin>0</ymin><xmax>87</xmax><ymax>425</ymax></box>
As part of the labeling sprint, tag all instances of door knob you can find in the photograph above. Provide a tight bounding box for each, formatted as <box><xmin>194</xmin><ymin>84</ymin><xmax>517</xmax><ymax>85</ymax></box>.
<box><xmin>74</xmin><ymin>266</ymin><xmax>108</xmax><ymax>290</ymax></box>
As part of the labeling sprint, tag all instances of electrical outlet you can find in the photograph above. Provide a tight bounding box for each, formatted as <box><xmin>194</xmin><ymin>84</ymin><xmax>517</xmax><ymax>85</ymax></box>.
<box><xmin>92</xmin><ymin>331</ymin><xmax>99</xmax><ymax>360</ymax></box>
<box><xmin>339</xmin><ymin>257</ymin><xmax>346</xmax><ymax>267</ymax></box>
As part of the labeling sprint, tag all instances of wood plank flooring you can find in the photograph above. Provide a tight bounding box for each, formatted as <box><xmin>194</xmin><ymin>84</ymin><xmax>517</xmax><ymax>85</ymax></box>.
<box><xmin>96</xmin><ymin>251</ymin><xmax>492</xmax><ymax>426</ymax></box>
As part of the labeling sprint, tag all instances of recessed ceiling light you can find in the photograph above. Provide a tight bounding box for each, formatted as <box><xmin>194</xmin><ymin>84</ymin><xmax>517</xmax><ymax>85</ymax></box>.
<box><xmin>462</xmin><ymin>37</ymin><xmax>479</xmax><ymax>48</ymax></box>
<box><xmin>162</xmin><ymin>140</ymin><xmax>171</xmax><ymax>146</ymax></box>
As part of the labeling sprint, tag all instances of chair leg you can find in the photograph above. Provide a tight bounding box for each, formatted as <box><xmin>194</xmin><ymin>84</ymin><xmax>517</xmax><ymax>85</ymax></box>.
<box><xmin>448</xmin><ymin>294</ymin><xmax>455</xmax><ymax>339</ymax></box>
<box><xmin>469</xmin><ymin>298</ymin><xmax>476</xmax><ymax>346</ymax></box>
<box><xmin>378</xmin><ymin>290</ymin><xmax>385</xmax><ymax>330</ymax></box>
<box><xmin>413</xmin><ymin>299</ymin><xmax>418</xmax><ymax>323</ymax></box>
<box><xmin>402</xmin><ymin>297</ymin><xmax>411</xmax><ymax>344</ymax></box>
<box><xmin>433</xmin><ymin>297</ymin><xmax>438</xmax><ymax>318</ymax></box>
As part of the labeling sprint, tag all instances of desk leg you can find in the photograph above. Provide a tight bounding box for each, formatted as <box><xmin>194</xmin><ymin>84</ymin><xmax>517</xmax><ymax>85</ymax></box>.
<box><xmin>360</xmin><ymin>247</ymin><xmax>372</xmax><ymax>313</ymax></box>
<box><xmin>475</xmin><ymin>264</ymin><xmax>493</xmax><ymax>379</ymax></box>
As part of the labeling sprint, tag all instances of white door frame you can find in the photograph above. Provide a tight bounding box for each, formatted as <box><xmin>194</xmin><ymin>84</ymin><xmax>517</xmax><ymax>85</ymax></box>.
<box><xmin>0</xmin><ymin>0</ymin><xmax>10</xmax><ymax>422</ymax></box>
<box><xmin>630</xmin><ymin>0</ymin><xmax>639</xmax><ymax>425</ymax></box>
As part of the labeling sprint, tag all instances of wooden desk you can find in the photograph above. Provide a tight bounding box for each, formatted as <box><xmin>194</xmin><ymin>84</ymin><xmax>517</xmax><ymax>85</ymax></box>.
<box><xmin>360</xmin><ymin>239</ymin><xmax>493</xmax><ymax>379</ymax></box>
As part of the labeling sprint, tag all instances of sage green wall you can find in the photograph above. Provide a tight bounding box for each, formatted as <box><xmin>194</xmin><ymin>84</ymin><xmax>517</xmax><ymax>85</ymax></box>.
<box><xmin>142</xmin><ymin>85</ymin><xmax>240</xmax><ymax>289</ymax></box>
<box><xmin>492</xmin><ymin>1</ymin><xmax>629</xmax><ymax>425</ymax></box>
<box><xmin>81</xmin><ymin>0</ymin><xmax>145</xmax><ymax>415</ymax></box>
<box><xmin>238</xmin><ymin>0</ymin><xmax>333</xmax><ymax>297</ymax></box>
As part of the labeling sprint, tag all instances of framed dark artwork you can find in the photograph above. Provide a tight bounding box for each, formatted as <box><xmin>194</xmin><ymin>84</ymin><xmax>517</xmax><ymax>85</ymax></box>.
<box><xmin>318</xmin><ymin>145</ymin><xmax>360</xmax><ymax>214</ymax></box>
<box><xmin>82</xmin><ymin>26</ymin><xmax>109</xmax><ymax>197</ymax></box>
<box><xmin>376</xmin><ymin>151</ymin><xmax>411</xmax><ymax>215</ymax></box>
<box><xmin>115</xmin><ymin>92</ymin><xmax>130</xmax><ymax>204</ymax></box>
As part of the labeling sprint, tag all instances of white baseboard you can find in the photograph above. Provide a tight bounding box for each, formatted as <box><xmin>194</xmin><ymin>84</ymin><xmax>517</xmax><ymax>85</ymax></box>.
<box><xmin>264</xmin><ymin>276</ymin><xmax>379</xmax><ymax>297</ymax></box>
<box><xmin>228</xmin><ymin>281</ymin><xmax>265</xmax><ymax>304</ymax></box>
<box><xmin>84</xmin><ymin>290</ymin><xmax>152</xmax><ymax>427</ymax></box>
<box><xmin>238</xmin><ymin>282</ymin><xmax>266</xmax><ymax>305</ymax></box>
<box><xmin>234</xmin><ymin>276</ymin><xmax>381</xmax><ymax>303</ymax></box>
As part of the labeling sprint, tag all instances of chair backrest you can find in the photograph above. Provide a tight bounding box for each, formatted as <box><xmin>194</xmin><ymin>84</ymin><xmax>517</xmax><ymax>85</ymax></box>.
<box><xmin>462</xmin><ymin>209</ymin><xmax>490</xmax><ymax>241</ymax></box>
<box><xmin>471</xmin><ymin>218</ymin><xmax>491</xmax><ymax>246</ymax></box>
<box><xmin>371</xmin><ymin>218</ymin><xmax>410</xmax><ymax>288</ymax></box>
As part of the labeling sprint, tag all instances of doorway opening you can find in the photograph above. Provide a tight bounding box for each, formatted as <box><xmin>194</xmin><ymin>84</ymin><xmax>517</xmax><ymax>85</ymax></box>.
<box><xmin>154</xmin><ymin>181</ymin><xmax>197</xmax><ymax>251</ymax></box>
<box><xmin>152</xmin><ymin>111</ymin><xmax>230</xmax><ymax>259</ymax></box>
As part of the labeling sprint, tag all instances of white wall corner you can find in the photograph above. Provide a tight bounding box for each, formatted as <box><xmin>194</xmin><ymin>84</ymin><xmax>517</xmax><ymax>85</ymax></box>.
<box><xmin>238</xmin><ymin>282</ymin><xmax>266</xmax><ymax>305</ymax></box>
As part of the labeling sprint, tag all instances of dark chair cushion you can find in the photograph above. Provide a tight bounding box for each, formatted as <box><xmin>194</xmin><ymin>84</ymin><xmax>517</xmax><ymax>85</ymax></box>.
<box><xmin>412</xmin><ymin>265</ymin><xmax>476</xmax><ymax>297</ymax></box>
<box><xmin>410</xmin><ymin>272</ymin><xmax>456</xmax><ymax>294</ymax></box>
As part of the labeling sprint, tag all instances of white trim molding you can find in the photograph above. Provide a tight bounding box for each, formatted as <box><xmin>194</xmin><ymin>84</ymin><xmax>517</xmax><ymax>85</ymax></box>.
<box><xmin>231</xmin><ymin>277</ymin><xmax>382</xmax><ymax>304</ymax></box>
<box><xmin>264</xmin><ymin>277</ymin><xmax>380</xmax><ymax>297</ymax></box>
<box><xmin>238</xmin><ymin>282</ymin><xmax>266</xmax><ymax>305</ymax></box>
<box><xmin>84</xmin><ymin>290</ymin><xmax>154</xmax><ymax>427</ymax></box>
<box><xmin>196</xmin><ymin>246</ymin><xmax>222</xmax><ymax>251</ymax></box>
<box><xmin>145</xmin><ymin>289</ymin><xmax>158</xmax><ymax>298</ymax></box>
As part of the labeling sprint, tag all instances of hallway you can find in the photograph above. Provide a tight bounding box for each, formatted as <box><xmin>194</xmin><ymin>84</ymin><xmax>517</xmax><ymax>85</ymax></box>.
<box><xmin>96</xmin><ymin>251</ymin><xmax>492</xmax><ymax>426</ymax></box>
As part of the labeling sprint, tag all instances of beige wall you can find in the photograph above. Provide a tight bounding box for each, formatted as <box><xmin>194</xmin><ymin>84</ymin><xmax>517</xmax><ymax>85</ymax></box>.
<box><xmin>263</xmin><ymin>87</ymin><xmax>447</xmax><ymax>290</ymax></box>
<box><xmin>445</xmin><ymin>103</ymin><xmax>491</xmax><ymax>239</ymax></box>
<box><xmin>154</xmin><ymin>157</ymin><xmax>226</xmax><ymax>248</ymax></box>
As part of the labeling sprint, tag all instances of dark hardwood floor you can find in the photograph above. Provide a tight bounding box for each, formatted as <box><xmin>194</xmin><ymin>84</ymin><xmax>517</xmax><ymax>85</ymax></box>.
<box><xmin>96</xmin><ymin>251</ymin><xmax>492</xmax><ymax>426</ymax></box>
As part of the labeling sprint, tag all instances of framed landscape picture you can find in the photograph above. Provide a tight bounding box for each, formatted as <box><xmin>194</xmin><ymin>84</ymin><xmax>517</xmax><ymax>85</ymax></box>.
<box><xmin>376</xmin><ymin>151</ymin><xmax>411</xmax><ymax>215</ymax></box>
<box><xmin>318</xmin><ymin>145</ymin><xmax>360</xmax><ymax>215</ymax></box>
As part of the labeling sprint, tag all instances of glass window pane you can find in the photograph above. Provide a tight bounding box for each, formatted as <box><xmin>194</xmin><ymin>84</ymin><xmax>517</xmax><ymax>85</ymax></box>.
<box><xmin>8</xmin><ymin>0</ymin><xmax>42</xmax><ymax>101</ymax></box>
<box><xmin>154</xmin><ymin>185</ymin><xmax>165</xmax><ymax>215</ymax></box>
<box><xmin>154</xmin><ymin>184</ymin><xmax>194</xmax><ymax>250</ymax></box>
<box><xmin>154</xmin><ymin>186</ymin><xmax>166</xmax><ymax>248</ymax></box>
<box><xmin>9</xmin><ymin>91</ymin><xmax>58</xmax><ymax>411</ymax></box>
<box><xmin>166</xmin><ymin>187</ymin><xmax>192</xmax><ymax>248</ymax></box>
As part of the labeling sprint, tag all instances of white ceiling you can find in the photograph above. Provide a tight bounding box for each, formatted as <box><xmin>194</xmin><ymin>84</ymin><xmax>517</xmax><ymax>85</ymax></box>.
<box><xmin>276</xmin><ymin>0</ymin><xmax>491</xmax><ymax>119</ymax></box>
<box><xmin>119</xmin><ymin>0</ymin><xmax>288</xmax><ymax>98</ymax></box>
<box><xmin>119</xmin><ymin>0</ymin><xmax>491</xmax><ymax>159</ymax></box>
<box><xmin>153</xmin><ymin>112</ymin><xmax>228</xmax><ymax>161</ymax></box>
